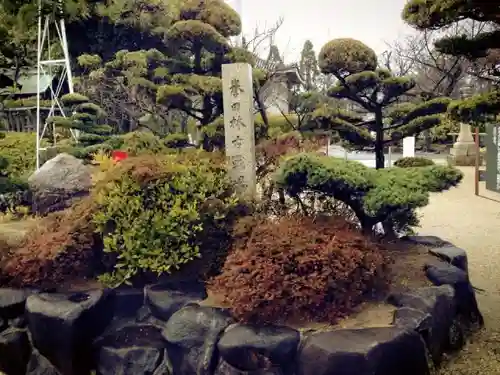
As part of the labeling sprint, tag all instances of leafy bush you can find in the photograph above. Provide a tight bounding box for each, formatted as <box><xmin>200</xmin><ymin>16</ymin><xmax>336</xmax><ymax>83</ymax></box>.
<box><xmin>275</xmin><ymin>153</ymin><xmax>463</xmax><ymax>234</ymax></box>
<box><xmin>1</xmin><ymin>198</ymin><xmax>102</xmax><ymax>288</ymax></box>
<box><xmin>0</xmin><ymin>132</ymin><xmax>41</xmax><ymax>177</ymax></box>
<box><xmin>211</xmin><ymin>215</ymin><xmax>389</xmax><ymax>324</ymax></box>
<box><xmin>0</xmin><ymin>154</ymin><xmax>30</xmax><ymax>213</ymax></box>
<box><xmin>92</xmin><ymin>151</ymin><xmax>244</xmax><ymax>286</ymax></box>
<box><xmin>118</xmin><ymin>131</ymin><xmax>166</xmax><ymax>156</ymax></box>
<box><xmin>394</xmin><ymin>157</ymin><xmax>435</xmax><ymax>168</ymax></box>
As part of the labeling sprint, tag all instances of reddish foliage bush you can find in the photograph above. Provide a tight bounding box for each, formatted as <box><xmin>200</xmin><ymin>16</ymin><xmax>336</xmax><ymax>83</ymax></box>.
<box><xmin>210</xmin><ymin>215</ymin><xmax>390</xmax><ymax>324</ymax></box>
<box><xmin>0</xmin><ymin>198</ymin><xmax>104</xmax><ymax>289</ymax></box>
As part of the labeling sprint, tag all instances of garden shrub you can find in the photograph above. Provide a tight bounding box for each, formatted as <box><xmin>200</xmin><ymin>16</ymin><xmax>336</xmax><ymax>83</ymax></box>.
<box><xmin>0</xmin><ymin>132</ymin><xmax>42</xmax><ymax>177</ymax></box>
<box><xmin>211</xmin><ymin>214</ymin><xmax>389</xmax><ymax>324</ymax></box>
<box><xmin>0</xmin><ymin>155</ymin><xmax>30</xmax><ymax>213</ymax></box>
<box><xmin>275</xmin><ymin>153</ymin><xmax>463</xmax><ymax>234</ymax></box>
<box><xmin>394</xmin><ymin>156</ymin><xmax>435</xmax><ymax>168</ymax></box>
<box><xmin>1</xmin><ymin>198</ymin><xmax>103</xmax><ymax>288</ymax></box>
<box><xmin>92</xmin><ymin>151</ymin><xmax>245</xmax><ymax>286</ymax></box>
<box><xmin>118</xmin><ymin>131</ymin><xmax>166</xmax><ymax>155</ymax></box>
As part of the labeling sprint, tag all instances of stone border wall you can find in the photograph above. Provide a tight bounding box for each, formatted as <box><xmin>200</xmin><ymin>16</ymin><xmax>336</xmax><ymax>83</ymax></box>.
<box><xmin>0</xmin><ymin>236</ymin><xmax>483</xmax><ymax>375</ymax></box>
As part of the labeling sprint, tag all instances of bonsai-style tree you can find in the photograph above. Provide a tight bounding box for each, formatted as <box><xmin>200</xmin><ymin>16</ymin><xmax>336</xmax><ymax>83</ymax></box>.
<box><xmin>48</xmin><ymin>93</ymin><xmax>113</xmax><ymax>159</ymax></box>
<box><xmin>402</xmin><ymin>0</ymin><xmax>500</xmax><ymax>63</ymax></box>
<box><xmin>402</xmin><ymin>0</ymin><xmax>500</xmax><ymax>123</ymax></box>
<box><xmin>316</xmin><ymin>38</ymin><xmax>451</xmax><ymax>168</ymax></box>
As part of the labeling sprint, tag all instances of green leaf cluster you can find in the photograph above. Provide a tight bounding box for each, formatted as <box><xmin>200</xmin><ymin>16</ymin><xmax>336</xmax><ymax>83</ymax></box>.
<box><xmin>275</xmin><ymin>153</ymin><xmax>463</xmax><ymax>232</ymax></box>
<box><xmin>91</xmin><ymin>152</ymin><xmax>241</xmax><ymax>286</ymax></box>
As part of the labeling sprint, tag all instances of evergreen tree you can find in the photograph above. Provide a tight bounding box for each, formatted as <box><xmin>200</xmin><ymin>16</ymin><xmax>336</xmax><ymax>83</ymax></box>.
<box><xmin>402</xmin><ymin>0</ymin><xmax>500</xmax><ymax>122</ymax></box>
<box><xmin>313</xmin><ymin>38</ymin><xmax>450</xmax><ymax>168</ymax></box>
<box><xmin>299</xmin><ymin>40</ymin><xmax>319</xmax><ymax>91</ymax></box>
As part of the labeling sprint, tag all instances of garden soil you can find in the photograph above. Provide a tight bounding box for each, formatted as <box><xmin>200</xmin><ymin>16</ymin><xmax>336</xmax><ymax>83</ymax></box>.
<box><xmin>418</xmin><ymin>167</ymin><xmax>500</xmax><ymax>375</ymax></box>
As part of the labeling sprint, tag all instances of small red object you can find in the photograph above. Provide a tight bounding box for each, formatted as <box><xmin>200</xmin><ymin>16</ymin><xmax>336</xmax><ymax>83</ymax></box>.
<box><xmin>112</xmin><ymin>151</ymin><xmax>128</xmax><ymax>162</ymax></box>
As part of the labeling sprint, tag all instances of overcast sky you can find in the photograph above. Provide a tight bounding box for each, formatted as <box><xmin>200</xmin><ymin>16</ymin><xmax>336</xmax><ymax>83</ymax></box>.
<box><xmin>225</xmin><ymin>0</ymin><xmax>417</xmax><ymax>61</ymax></box>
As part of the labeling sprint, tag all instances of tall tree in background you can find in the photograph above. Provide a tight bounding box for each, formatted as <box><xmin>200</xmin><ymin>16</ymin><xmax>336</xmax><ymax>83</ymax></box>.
<box><xmin>402</xmin><ymin>0</ymin><xmax>500</xmax><ymax>123</ymax></box>
<box><xmin>402</xmin><ymin>0</ymin><xmax>499</xmax><ymax>79</ymax></box>
<box><xmin>299</xmin><ymin>40</ymin><xmax>319</xmax><ymax>91</ymax></box>
<box><xmin>314</xmin><ymin>38</ymin><xmax>450</xmax><ymax>168</ymax></box>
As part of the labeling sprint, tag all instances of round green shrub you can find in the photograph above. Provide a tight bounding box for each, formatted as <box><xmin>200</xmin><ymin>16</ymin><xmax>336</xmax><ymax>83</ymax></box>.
<box><xmin>119</xmin><ymin>131</ymin><xmax>166</xmax><ymax>155</ymax></box>
<box><xmin>318</xmin><ymin>38</ymin><xmax>378</xmax><ymax>75</ymax></box>
<box><xmin>92</xmin><ymin>151</ymin><xmax>244</xmax><ymax>286</ymax></box>
<box><xmin>394</xmin><ymin>157</ymin><xmax>435</xmax><ymax>168</ymax></box>
<box><xmin>0</xmin><ymin>132</ymin><xmax>43</xmax><ymax>177</ymax></box>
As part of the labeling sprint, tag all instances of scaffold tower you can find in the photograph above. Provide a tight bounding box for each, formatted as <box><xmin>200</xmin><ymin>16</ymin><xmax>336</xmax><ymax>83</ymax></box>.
<box><xmin>35</xmin><ymin>0</ymin><xmax>76</xmax><ymax>170</ymax></box>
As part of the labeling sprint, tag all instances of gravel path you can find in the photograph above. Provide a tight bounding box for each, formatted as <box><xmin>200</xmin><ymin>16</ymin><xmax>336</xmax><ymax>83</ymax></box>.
<box><xmin>418</xmin><ymin>167</ymin><xmax>500</xmax><ymax>374</ymax></box>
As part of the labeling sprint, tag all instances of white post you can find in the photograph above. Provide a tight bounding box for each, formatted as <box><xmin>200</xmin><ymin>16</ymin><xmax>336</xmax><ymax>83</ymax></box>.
<box><xmin>403</xmin><ymin>136</ymin><xmax>416</xmax><ymax>158</ymax></box>
<box><xmin>388</xmin><ymin>146</ymin><xmax>392</xmax><ymax>167</ymax></box>
<box><xmin>222</xmin><ymin>63</ymin><xmax>256</xmax><ymax>199</ymax></box>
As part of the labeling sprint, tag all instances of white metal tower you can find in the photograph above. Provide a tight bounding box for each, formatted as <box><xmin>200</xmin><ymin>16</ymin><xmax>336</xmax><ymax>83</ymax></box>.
<box><xmin>35</xmin><ymin>0</ymin><xmax>76</xmax><ymax>170</ymax></box>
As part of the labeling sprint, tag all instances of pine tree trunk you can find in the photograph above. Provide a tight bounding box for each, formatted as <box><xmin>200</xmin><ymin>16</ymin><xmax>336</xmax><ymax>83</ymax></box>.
<box><xmin>374</xmin><ymin>109</ymin><xmax>385</xmax><ymax>169</ymax></box>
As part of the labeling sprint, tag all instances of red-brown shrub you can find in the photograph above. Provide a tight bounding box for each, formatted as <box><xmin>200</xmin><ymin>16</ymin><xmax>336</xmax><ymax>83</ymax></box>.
<box><xmin>0</xmin><ymin>198</ymin><xmax>103</xmax><ymax>288</ymax></box>
<box><xmin>210</xmin><ymin>214</ymin><xmax>390</xmax><ymax>324</ymax></box>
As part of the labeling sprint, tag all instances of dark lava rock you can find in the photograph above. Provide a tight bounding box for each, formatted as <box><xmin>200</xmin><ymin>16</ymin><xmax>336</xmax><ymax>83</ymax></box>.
<box><xmin>428</xmin><ymin>245</ymin><xmax>468</xmax><ymax>273</ymax></box>
<box><xmin>25</xmin><ymin>348</ymin><xmax>62</xmax><ymax>375</ymax></box>
<box><xmin>296</xmin><ymin>327</ymin><xmax>430</xmax><ymax>375</ymax></box>
<box><xmin>217</xmin><ymin>324</ymin><xmax>300</xmax><ymax>373</ymax></box>
<box><xmin>0</xmin><ymin>327</ymin><xmax>32</xmax><ymax>375</ymax></box>
<box><xmin>26</xmin><ymin>289</ymin><xmax>114</xmax><ymax>375</ymax></box>
<box><xmin>145</xmin><ymin>280</ymin><xmax>207</xmax><ymax>322</ymax></box>
<box><xmin>402</xmin><ymin>235</ymin><xmax>451</xmax><ymax>247</ymax></box>
<box><xmin>94</xmin><ymin>324</ymin><xmax>169</xmax><ymax>375</ymax></box>
<box><xmin>113</xmin><ymin>286</ymin><xmax>144</xmax><ymax>319</ymax></box>
<box><xmin>0</xmin><ymin>288</ymin><xmax>30</xmax><ymax>319</ymax></box>
<box><xmin>390</xmin><ymin>286</ymin><xmax>455</xmax><ymax>364</ymax></box>
<box><xmin>163</xmin><ymin>304</ymin><xmax>233</xmax><ymax>375</ymax></box>
<box><xmin>425</xmin><ymin>261</ymin><xmax>484</xmax><ymax>326</ymax></box>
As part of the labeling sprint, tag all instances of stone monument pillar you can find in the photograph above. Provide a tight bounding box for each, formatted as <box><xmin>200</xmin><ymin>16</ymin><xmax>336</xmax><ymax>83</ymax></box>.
<box><xmin>221</xmin><ymin>63</ymin><xmax>257</xmax><ymax>199</ymax></box>
<box><xmin>448</xmin><ymin>123</ymin><xmax>478</xmax><ymax>166</ymax></box>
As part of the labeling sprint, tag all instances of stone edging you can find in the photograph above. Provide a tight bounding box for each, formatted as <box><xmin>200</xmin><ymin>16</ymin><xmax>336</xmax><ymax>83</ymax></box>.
<box><xmin>0</xmin><ymin>235</ymin><xmax>484</xmax><ymax>375</ymax></box>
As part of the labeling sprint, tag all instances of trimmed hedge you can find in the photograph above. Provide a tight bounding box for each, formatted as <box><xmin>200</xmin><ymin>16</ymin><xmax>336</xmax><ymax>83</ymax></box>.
<box><xmin>394</xmin><ymin>157</ymin><xmax>435</xmax><ymax>168</ymax></box>
<box><xmin>275</xmin><ymin>153</ymin><xmax>463</xmax><ymax>233</ymax></box>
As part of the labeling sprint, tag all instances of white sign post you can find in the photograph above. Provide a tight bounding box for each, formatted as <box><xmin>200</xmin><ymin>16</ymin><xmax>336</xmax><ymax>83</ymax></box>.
<box><xmin>402</xmin><ymin>136</ymin><xmax>416</xmax><ymax>158</ymax></box>
<box><xmin>221</xmin><ymin>63</ymin><xmax>257</xmax><ymax>199</ymax></box>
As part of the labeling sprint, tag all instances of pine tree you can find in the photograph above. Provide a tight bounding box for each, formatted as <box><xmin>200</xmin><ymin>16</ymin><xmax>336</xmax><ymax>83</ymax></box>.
<box><xmin>299</xmin><ymin>40</ymin><xmax>319</xmax><ymax>91</ymax></box>
<box><xmin>313</xmin><ymin>38</ymin><xmax>450</xmax><ymax>169</ymax></box>
<box><xmin>402</xmin><ymin>0</ymin><xmax>500</xmax><ymax>122</ymax></box>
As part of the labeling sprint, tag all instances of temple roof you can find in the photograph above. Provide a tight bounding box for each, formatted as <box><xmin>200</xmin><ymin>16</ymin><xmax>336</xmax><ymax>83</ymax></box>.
<box><xmin>253</xmin><ymin>55</ymin><xmax>304</xmax><ymax>85</ymax></box>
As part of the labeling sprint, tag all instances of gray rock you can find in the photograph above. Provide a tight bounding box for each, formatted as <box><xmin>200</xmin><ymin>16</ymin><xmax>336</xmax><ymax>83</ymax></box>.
<box><xmin>425</xmin><ymin>261</ymin><xmax>484</xmax><ymax>327</ymax></box>
<box><xmin>217</xmin><ymin>324</ymin><xmax>300</xmax><ymax>374</ymax></box>
<box><xmin>402</xmin><ymin>235</ymin><xmax>451</xmax><ymax>247</ymax></box>
<box><xmin>94</xmin><ymin>324</ymin><xmax>169</xmax><ymax>375</ymax></box>
<box><xmin>25</xmin><ymin>348</ymin><xmax>61</xmax><ymax>375</ymax></box>
<box><xmin>389</xmin><ymin>286</ymin><xmax>456</xmax><ymax>364</ymax></box>
<box><xmin>28</xmin><ymin>153</ymin><xmax>92</xmax><ymax>215</ymax></box>
<box><xmin>0</xmin><ymin>288</ymin><xmax>30</xmax><ymax>320</ymax></box>
<box><xmin>428</xmin><ymin>245</ymin><xmax>468</xmax><ymax>273</ymax></box>
<box><xmin>163</xmin><ymin>305</ymin><xmax>234</xmax><ymax>375</ymax></box>
<box><xmin>26</xmin><ymin>289</ymin><xmax>114</xmax><ymax>375</ymax></box>
<box><xmin>145</xmin><ymin>280</ymin><xmax>207</xmax><ymax>322</ymax></box>
<box><xmin>0</xmin><ymin>327</ymin><xmax>32</xmax><ymax>375</ymax></box>
<box><xmin>296</xmin><ymin>327</ymin><xmax>430</xmax><ymax>375</ymax></box>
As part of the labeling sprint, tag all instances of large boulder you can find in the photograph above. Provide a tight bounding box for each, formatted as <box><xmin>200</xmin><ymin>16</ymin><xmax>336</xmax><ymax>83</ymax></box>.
<box><xmin>389</xmin><ymin>286</ymin><xmax>456</xmax><ymax>364</ymax></box>
<box><xmin>163</xmin><ymin>305</ymin><xmax>234</xmax><ymax>375</ymax></box>
<box><xmin>296</xmin><ymin>327</ymin><xmax>430</xmax><ymax>375</ymax></box>
<box><xmin>93</xmin><ymin>324</ymin><xmax>169</xmax><ymax>375</ymax></box>
<box><xmin>26</xmin><ymin>289</ymin><xmax>114</xmax><ymax>375</ymax></box>
<box><xmin>28</xmin><ymin>153</ymin><xmax>92</xmax><ymax>215</ymax></box>
<box><xmin>216</xmin><ymin>324</ymin><xmax>300</xmax><ymax>374</ymax></box>
<box><xmin>0</xmin><ymin>327</ymin><xmax>32</xmax><ymax>375</ymax></box>
<box><xmin>145</xmin><ymin>280</ymin><xmax>208</xmax><ymax>322</ymax></box>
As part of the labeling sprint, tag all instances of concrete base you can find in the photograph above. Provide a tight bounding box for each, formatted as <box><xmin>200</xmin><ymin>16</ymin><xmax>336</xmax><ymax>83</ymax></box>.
<box><xmin>447</xmin><ymin>154</ymin><xmax>482</xmax><ymax>166</ymax></box>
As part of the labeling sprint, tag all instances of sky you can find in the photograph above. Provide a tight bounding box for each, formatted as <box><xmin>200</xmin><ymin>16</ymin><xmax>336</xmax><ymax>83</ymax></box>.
<box><xmin>225</xmin><ymin>0</ymin><xmax>418</xmax><ymax>62</ymax></box>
